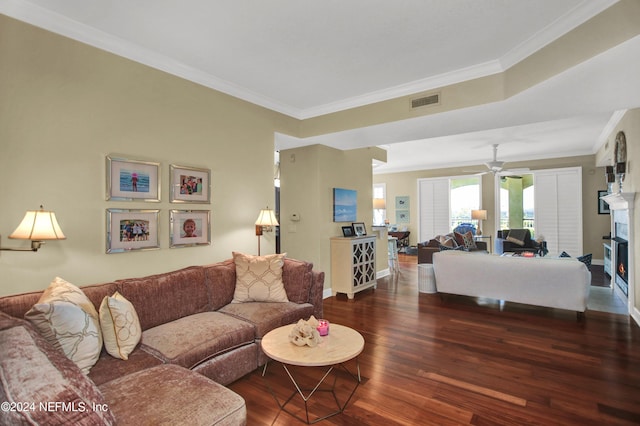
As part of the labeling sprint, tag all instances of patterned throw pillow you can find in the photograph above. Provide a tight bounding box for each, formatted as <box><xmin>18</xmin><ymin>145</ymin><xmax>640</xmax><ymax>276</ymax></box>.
<box><xmin>25</xmin><ymin>277</ymin><xmax>102</xmax><ymax>374</ymax></box>
<box><xmin>453</xmin><ymin>232</ymin><xmax>466</xmax><ymax>247</ymax></box>
<box><xmin>505</xmin><ymin>229</ymin><xmax>528</xmax><ymax>246</ymax></box>
<box><xmin>456</xmin><ymin>231</ymin><xmax>477</xmax><ymax>250</ymax></box>
<box><xmin>560</xmin><ymin>251</ymin><xmax>571</xmax><ymax>257</ymax></box>
<box><xmin>577</xmin><ymin>253</ymin><xmax>592</xmax><ymax>271</ymax></box>
<box><xmin>438</xmin><ymin>235</ymin><xmax>457</xmax><ymax>248</ymax></box>
<box><xmin>99</xmin><ymin>291</ymin><xmax>141</xmax><ymax>360</ymax></box>
<box><xmin>232</xmin><ymin>252</ymin><xmax>289</xmax><ymax>303</ymax></box>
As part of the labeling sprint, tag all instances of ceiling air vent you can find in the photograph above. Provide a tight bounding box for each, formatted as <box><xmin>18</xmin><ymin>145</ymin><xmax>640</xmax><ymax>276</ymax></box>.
<box><xmin>411</xmin><ymin>92</ymin><xmax>440</xmax><ymax>109</ymax></box>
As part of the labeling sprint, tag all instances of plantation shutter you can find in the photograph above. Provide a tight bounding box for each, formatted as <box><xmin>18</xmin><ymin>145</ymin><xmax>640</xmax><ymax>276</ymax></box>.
<box><xmin>534</xmin><ymin>167</ymin><xmax>583</xmax><ymax>257</ymax></box>
<box><xmin>418</xmin><ymin>178</ymin><xmax>450</xmax><ymax>242</ymax></box>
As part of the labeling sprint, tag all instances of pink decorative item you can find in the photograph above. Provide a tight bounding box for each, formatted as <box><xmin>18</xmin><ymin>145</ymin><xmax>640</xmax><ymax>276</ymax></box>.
<box><xmin>317</xmin><ymin>319</ymin><xmax>329</xmax><ymax>336</ymax></box>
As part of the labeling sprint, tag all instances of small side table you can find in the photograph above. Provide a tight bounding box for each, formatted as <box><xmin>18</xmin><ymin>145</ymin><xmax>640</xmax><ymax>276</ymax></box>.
<box><xmin>261</xmin><ymin>324</ymin><xmax>364</xmax><ymax>424</ymax></box>
<box><xmin>417</xmin><ymin>264</ymin><xmax>436</xmax><ymax>293</ymax></box>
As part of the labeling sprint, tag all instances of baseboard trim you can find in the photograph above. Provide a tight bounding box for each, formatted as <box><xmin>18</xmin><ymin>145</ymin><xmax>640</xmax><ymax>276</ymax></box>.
<box><xmin>377</xmin><ymin>268</ymin><xmax>391</xmax><ymax>279</ymax></box>
<box><xmin>323</xmin><ymin>268</ymin><xmax>390</xmax><ymax>299</ymax></box>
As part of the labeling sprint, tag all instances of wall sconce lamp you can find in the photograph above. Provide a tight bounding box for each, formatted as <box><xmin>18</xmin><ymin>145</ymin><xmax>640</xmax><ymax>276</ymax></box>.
<box><xmin>255</xmin><ymin>207</ymin><xmax>279</xmax><ymax>256</ymax></box>
<box><xmin>373</xmin><ymin>198</ymin><xmax>386</xmax><ymax>226</ymax></box>
<box><xmin>1</xmin><ymin>205</ymin><xmax>66</xmax><ymax>252</ymax></box>
<box><xmin>471</xmin><ymin>209</ymin><xmax>487</xmax><ymax>236</ymax></box>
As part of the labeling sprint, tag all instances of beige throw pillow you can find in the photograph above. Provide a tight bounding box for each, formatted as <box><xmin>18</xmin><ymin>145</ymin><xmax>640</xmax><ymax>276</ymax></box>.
<box><xmin>25</xmin><ymin>277</ymin><xmax>102</xmax><ymax>374</ymax></box>
<box><xmin>99</xmin><ymin>291</ymin><xmax>141</xmax><ymax>360</ymax></box>
<box><xmin>232</xmin><ymin>252</ymin><xmax>289</xmax><ymax>303</ymax></box>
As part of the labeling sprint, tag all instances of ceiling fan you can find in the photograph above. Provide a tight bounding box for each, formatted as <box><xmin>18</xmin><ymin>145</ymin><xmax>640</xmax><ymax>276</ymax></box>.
<box><xmin>469</xmin><ymin>144</ymin><xmax>530</xmax><ymax>175</ymax></box>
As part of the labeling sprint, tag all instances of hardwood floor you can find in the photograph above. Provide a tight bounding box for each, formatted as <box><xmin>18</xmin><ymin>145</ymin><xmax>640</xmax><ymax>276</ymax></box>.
<box><xmin>229</xmin><ymin>257</ymin><xmax>640</xmax><ymax>425</ymax></box>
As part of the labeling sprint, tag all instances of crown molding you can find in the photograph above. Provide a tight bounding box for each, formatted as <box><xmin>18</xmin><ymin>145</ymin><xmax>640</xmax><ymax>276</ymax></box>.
<box><xmin>297</xmin><ymin>60</ymin><xmax>504</xmax><ymax>120</ymax></box>
<box><xmin>499</xmin><ymin>0</ymin><xmax>619</xmax><ymax>69</ymax></box>
<box><xmin>0</xmin><ymin>0</ymin><xmax>301</xmax><ymax>118</ymax></box>
<box><xmin>595</xmin><ymin>109</ymin><xmax>627</xmax><ymax>149</ymax></box>
<box><xmin>2</xmin><ymin>0</ymin><xmax>620</xmax><ymax>120</ymax></box>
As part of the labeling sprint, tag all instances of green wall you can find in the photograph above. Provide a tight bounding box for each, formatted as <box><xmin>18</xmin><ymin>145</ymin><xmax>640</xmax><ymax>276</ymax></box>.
<box><xmin>0</xmin><ymin>16</ymin><xmax>297</xmax><ymax>295</ymax></box>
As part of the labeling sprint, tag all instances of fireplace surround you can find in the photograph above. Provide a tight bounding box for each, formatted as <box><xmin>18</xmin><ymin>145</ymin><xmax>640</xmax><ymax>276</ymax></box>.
<box><xmin>600</xmin><ymin>192</ymin><xmax>636</xmax><ymax>324</ymax></box>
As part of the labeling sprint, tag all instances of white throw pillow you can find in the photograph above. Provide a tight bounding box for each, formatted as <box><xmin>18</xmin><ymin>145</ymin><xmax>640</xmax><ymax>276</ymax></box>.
<box><xmin>25</xmin><ymin>277</ymin><xmax>102</xmax><ymax>374</ymax></box>
<box><xmin>99</xmin><ymin>291</ymin><xmax>141</xmax><ymax>360</ymax></box>
<box><xmin>232</xmin><ymin>252</ymin><xmax>289</xmax><ymax>303</ymax></box>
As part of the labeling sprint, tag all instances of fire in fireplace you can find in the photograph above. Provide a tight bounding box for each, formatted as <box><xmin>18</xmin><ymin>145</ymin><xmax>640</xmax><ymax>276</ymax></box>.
<box><xmin>616</xmin><ymin>238</ymin><xmax>629</xmax><ymax>296</ymax></box>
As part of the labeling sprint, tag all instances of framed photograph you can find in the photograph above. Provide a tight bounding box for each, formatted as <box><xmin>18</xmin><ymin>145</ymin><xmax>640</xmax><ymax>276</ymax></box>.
<box><xmin>106</xmin><ymin>156</ymin><xmax>160</xmax><ymax>201</ymax></box>
<box><xmin>170</xmin><ymin>164</ymin><xmax>211</xmax><ymax>203</ymax></box>
<box><xmin>341</xmin><ymin>226</ymin><xmax>354</xmax><ymax>237</ymax></box>
<box><xmin>170</xmin><ymin>210</ymin><xmax>211</xmax><ymax>248</ymax></box>
<box><xmin>598</xmin><ymin>190</ymin><xmax>610</xmax><ymax>214</ymax></box>
<box><xmin>106</xmin><ymin>209</ymin><xmax>160</xmax><ymax>253</ymax></box>
<box><xmin>352</xmin><ymin>222</ymin><xmax>367</xmax><ymax>236</ymax></box>
<box><xmin>333</xmin><ymin>188</ymin><xmax>357</xmax><ymax>222</ymax></box>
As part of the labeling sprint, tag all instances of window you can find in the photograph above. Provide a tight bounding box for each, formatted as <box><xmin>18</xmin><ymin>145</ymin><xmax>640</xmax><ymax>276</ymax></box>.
<box><xmin>373</xmin><ymin>183</ymin><xmax>386</xmax><ymax>226</ymax></box>
<box><xmin>498</xmin><ymin>174</ymin><xmax>535</xmax><ymax>236</ymax></box>
<box><xmin>418</xmin><ymin>176</ymin><xmax>481</xmax><ymax>241</ymax></box>
<box><xmin>496</xmin><ymin>167</ymin><xmax>583</xmax><ymax>257</ymax></box>
<box><xmin>450</xmin><ymin>177</ymin><xmax>481</xmax><ymax>230</ymax></box>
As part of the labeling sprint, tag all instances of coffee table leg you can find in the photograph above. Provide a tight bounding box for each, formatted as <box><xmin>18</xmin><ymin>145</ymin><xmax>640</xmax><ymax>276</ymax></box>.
<box><xmin>261</xmin><ymin>358</ymin><xmax>361</xmax><ymax>424</ymax></box>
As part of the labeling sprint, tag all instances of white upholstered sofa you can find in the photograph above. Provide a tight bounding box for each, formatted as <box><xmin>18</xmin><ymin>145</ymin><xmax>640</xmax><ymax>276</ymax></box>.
<box><xmin>432</xmin><ymin>251</ymin><xmax>591</xmax><ymax>318</ymax></box>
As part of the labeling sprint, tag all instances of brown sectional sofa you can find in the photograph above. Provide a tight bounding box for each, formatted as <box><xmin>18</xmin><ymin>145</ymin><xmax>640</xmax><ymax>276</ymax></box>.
<box><xmin>0</xmin><ymin>257</ymin><xmax>324</xmax><ymax>425</ymax></box>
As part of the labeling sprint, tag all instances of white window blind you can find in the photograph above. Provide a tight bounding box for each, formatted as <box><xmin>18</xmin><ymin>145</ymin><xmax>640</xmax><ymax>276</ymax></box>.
<box><xmin>534</xmin><ymin>167</ymin><xmax>583</xmax><ymax>257</ymax></box>
<box><xmin>418</xmin><ymin>178</ymin><xmax>450</xmax><ymax>242</ymax></box>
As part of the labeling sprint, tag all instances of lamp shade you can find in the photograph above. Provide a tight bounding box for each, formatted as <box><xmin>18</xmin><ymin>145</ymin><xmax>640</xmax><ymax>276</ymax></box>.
<box><xmin>9</xmin><ymin>208</ymin><xmax>66</xmax><ymax>240</ymax></box>
<box><xmin>373</xmin><ymin>198</ymin><xmax>386</xmax><ymax>209</ymax></box>
<box><xmin>471</xmin><ymin>209</ymin><xmax>487</xmax><ymax>220</ymax></box>
<box><xmin>255</xmin><ymin>209</ymin><xmax>279</xmax><ymax>227</ymax></box>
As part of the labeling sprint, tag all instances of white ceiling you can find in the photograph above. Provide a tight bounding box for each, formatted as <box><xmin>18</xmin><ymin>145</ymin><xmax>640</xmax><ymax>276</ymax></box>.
<box><xmin>4</xmin><ymin>0</ymin><xmax>639</xmax><ymax>173</ymax></box>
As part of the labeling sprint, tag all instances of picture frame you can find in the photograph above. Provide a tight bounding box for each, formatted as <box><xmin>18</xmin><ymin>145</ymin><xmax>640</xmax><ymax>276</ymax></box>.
<box><xmin>333</xmin><ymin>188</ymin><xmax>357</xmax><ymax>222</ymax></box>
<box><xmin>395</xmin><ymin>196</ymin><xmax>410</xmax><ymax>210</ymax></box>
<box><xmin>396</xmin><ymin>210</ymin><xmax>410</xmax><ymax>223</ymax></box>
<box><xmin>106</xmin><ymin>209</ymin><xmax>160</xmax><ymax>253</ymax></box>
<box><xmin>106</xmin><ymin>155</ymin><xmax>160</xmax><ymax>202</ymax></box>
<box><xmin>598</xmin><ymin>190</ymin><xmax>610</xmax><ymax>214</ymax></box>
<box><xmin>352</xmin><ymin>222</ymin><xmax>367</xmax><ymax>236</ymax></box>
<box><xmin>341</xmin><ymin>226</ymin><xmax>354</xmax><ymax>237</ymax></box>
<box><xmin>170</xmin><ymin>210</ymin><xmax>211</xmax><ymax>248</ymax></box>
<box><xmin>170</xmin><ymin>164</ymin><xmax>211</xmax><ymax>203</ymax></box>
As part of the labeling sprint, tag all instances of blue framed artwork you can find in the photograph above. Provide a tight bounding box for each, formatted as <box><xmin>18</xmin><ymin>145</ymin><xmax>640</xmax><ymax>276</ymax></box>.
<box><xmin>333</xmin><ymin>188</ymin><xmax>357</xmax><ymax>222</ymax></box>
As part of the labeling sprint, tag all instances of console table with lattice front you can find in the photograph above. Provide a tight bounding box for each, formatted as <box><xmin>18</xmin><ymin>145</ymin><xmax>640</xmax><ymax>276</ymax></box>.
<box><xmin>330</xmin><ymin>236</ymin><xmax>377</xmax><ymax>299</ymax></box>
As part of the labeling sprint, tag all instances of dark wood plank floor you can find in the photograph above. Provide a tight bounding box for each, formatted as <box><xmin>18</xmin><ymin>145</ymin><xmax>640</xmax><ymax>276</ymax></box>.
<box><xmin>229</xmin><ymin>257</ymin><xmax>640</xmax><ymax>425</ymax></box>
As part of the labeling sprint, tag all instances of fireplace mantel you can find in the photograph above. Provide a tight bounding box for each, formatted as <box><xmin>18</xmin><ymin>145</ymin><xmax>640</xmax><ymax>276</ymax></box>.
<box><xmin>601</xmin><ymin>192</ymin><xmax>635</xmax><ymax>211</ymax></box>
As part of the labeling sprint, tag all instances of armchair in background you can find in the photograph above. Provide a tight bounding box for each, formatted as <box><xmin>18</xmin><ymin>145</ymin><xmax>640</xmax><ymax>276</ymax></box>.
<box><xmin>495</xmin><ymin>229</ymin><xmax>544</xmax><ymax>255</ymax></box>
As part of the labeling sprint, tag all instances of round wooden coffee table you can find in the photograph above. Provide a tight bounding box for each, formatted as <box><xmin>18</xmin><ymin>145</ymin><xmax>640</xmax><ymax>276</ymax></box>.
<box><xmin>261</xmin><ymin>323</ymin><xmax>364</xmax><ymax>424</ymax></box>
